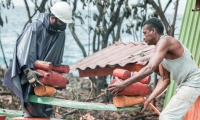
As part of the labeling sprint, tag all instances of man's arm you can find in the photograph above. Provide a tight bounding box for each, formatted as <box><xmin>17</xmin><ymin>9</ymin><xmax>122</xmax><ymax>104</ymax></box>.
<box><xmin>108</xmin><ymin>38</ymin><xmax>171</xmax><ymax>94</ymax></box>
<box><xmin>140</xmin><ymin>64</ymin><xmax>170</xmax><ymax>113</ymax></box>
<box><xmin>146</xmin><ymin>64</ymin><xmax>170</xmax><ymax>102</ymax></box>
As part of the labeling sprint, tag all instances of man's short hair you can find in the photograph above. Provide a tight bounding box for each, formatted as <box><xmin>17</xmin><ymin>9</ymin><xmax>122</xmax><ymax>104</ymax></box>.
<box><xmin>143</xmin><ymin>17</ymin><xmax>164</xmax><ymax>34</ymax></box>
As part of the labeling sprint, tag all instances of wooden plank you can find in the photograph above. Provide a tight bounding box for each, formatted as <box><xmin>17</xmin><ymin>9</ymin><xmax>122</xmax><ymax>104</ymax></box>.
<box><xmin>0</xmin><ymin>109</ymin><xmax>23</xmax><ymax>117</ymax></box>
<box><xmin>29</xmin><ymin>95</ymin><xmax>141</xmax><ymax>112</ymax></box>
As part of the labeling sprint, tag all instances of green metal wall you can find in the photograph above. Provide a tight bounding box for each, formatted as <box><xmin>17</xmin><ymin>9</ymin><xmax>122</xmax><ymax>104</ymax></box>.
<box><xmin>164</xmin><ymin>0</ymin><xmax>200</xmax><ymax>107</ymax></box>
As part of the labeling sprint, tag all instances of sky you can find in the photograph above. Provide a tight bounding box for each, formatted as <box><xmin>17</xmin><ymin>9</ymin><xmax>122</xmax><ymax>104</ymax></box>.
<box><xmin>12</xmin><ymin>0</ymin><xmax>187</xmax><ymax>14</ymax></box>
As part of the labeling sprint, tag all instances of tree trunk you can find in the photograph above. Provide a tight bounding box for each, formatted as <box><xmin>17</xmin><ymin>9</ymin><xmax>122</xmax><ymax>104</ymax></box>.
<box><xmin>69</xmin><ymin>23</ymin><xmax>87</xmax><ymax>57</ymax></box>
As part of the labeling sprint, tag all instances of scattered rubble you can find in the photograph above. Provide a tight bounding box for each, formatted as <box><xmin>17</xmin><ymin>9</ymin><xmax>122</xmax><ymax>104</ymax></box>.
<box><xmin>0</xmin><ymin>69</ymin><xmax>165</xmax><ymax>120</ymax></box>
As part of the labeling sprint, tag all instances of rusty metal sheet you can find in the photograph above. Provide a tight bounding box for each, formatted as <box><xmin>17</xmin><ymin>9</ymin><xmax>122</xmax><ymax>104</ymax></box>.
<box><xmin>70</xmin><ymin>42</ymin><xmax>155</xmax><ymax>77</ymax></box>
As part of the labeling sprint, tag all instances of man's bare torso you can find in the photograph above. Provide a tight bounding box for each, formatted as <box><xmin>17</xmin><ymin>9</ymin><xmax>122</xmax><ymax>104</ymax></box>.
<box><xmin>158</xmin><ymin>36</ymin><xmax>184</xmax><ymax>60</ymax></box>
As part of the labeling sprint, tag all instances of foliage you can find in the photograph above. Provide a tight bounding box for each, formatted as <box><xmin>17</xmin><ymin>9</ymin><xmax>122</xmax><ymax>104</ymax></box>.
<box><xmin>0</xmin><ymin>0</ymin><xmax>14</xmax><ymax>26</ymax></box>
<box><xmin>68</xmin><ymin>0</ymin><xmax>179</xmax><ymax>55</ymax></box>
<box><xmin>1</xmin><ymin>0</ymin><xmax>179</xmax><ymax>58</ymax></box>
<box><xmin>0</xmin><ymin>0</ymin><xmax>179</xmax><ymax>57</ymax></box>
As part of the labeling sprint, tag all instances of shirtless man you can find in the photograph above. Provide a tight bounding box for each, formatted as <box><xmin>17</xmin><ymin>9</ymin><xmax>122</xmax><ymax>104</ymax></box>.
<box><xmin>108</xmin><ymin>17</ymin><xmax>200</xmax><ymax>120</ymax></box>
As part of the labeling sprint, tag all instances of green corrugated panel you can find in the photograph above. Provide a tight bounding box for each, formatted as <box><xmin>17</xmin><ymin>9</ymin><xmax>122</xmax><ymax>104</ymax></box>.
<box><xmin>163</xmin><ymin>79</ymin><xmax>176</xmax><ymax>108</ymax></box>
<box><xmin>0</xmin><ymin>109</ymin><xmax>23</xmax><ymax>117</ymax></box>
<box><xmin>164</xmin><ymin>0</ymin><xmax>200</xmax><ymax>107</ymax></box>
<box><xmin>179</xmin><ymin>1</ymin><xmax>200</xmax><ymax>64</ymax></box>
<box><xmin>29</xmin><ymin>95</ymin><xmax>141</xmax><ymax>111</ymax></box>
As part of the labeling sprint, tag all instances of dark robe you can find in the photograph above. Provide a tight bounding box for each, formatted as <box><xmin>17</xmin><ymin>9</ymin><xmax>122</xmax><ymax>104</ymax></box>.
<box><xmin>3</xmin><ymin>13</ymin><xmax>66</xmax><ymax>117</ymax></box>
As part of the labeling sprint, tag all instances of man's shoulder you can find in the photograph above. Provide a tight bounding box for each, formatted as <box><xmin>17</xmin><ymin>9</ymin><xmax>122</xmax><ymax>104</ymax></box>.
<box><xmin>159</xmin><ymin>35</ymin><xmax>179</xmax><ymax>45</ymax></box>
<box><xmin>161</xmin><ymin>35</ymin><xmax>176</xmax><ymax>40</ymax></box>
<box><xmin>164</xmin><ymin>35</ymin><xmax>179</xmax><ymax>41</ymax></box>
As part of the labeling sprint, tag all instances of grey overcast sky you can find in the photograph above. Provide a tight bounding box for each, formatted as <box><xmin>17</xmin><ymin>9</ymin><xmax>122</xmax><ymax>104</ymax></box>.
<box><xmin>12</xmin><ymin>0</ymin><xmax>187</xmax><ymax>14</ymax></box>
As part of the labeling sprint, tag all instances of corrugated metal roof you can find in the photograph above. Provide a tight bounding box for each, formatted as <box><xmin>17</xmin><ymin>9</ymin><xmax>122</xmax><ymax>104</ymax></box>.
<box><xmin>70</xmin><ymin>42</ymin><xmax>155</xmax><ymax>77</ymax></box>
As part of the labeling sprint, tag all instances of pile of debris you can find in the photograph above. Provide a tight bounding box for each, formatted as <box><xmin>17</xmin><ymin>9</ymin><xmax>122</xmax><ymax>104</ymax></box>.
<box><xmin>0</xmin><ymin>68</ymin><xmax>165</xmax><ymax>120</ymax></box>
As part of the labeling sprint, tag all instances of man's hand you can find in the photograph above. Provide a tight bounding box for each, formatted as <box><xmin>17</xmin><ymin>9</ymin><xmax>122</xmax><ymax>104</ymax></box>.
<box><xmin>140</xmin><ymin>97</ymin><xmax>161</xmax><ymax>115</ymax></box>
<box><xmin>23</xmin><ymin>68</ymin><xmax>44</xmax><ymax>87</ymax></box>
<box><xmin>140</xmin><ymin>98</ymin><xmax>151</xmax><ymax>114</ymax></box>
<box><xmin>108</xmin><ymin>77</ymin><xmax>125</xmax><ymax>95</ymax></box>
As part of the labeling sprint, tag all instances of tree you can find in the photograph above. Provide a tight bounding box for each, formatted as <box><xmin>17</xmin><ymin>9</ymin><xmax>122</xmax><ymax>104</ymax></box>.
<box><xmin>0</xmin><ymin>0</ymin><xmax>15</xmax><ymax>68</ymax></box>
<box><xmin>20</xmin><ymin>0</ymin><xmax>179</xmax><ymax>57</ymax></box>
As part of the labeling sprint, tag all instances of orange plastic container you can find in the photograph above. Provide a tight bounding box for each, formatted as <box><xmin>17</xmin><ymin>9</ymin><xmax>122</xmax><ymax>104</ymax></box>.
<box><xmin>113</xmin><ymin>69</ymin><xmax>150</xmax><ymax>84</ymax></box>
<box><xmin>36</xmin><ymin>69</ymin><xmax>68</xmax><ymax>88</ymax></box>
<box><xmin>184</xmin><ymin>96</ymin><xmax>200</xmax><ymax>120</ymax></box>
<box><xmin>110</xmin><ymin>79</ymin><xmax>151</xmax><ymax>96</ymax></box>
<box><xmin>34</xmin><ymin>60</ymin><xmax>53</xmax><ymax>71</ymax></box>
<box><xmin>139</xmin><ymin>76</ymin><xmax>150</xmax><ymax>84</ymax></box>
<box><xmin>52</xmin><ymin>65</ymin><xmax>70</xmax><ymax>74</ymax></box>
<box><xmin>113</xmin><ymin>69</ymin><xmax>131</xmax><ymax>80</ymax></box>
